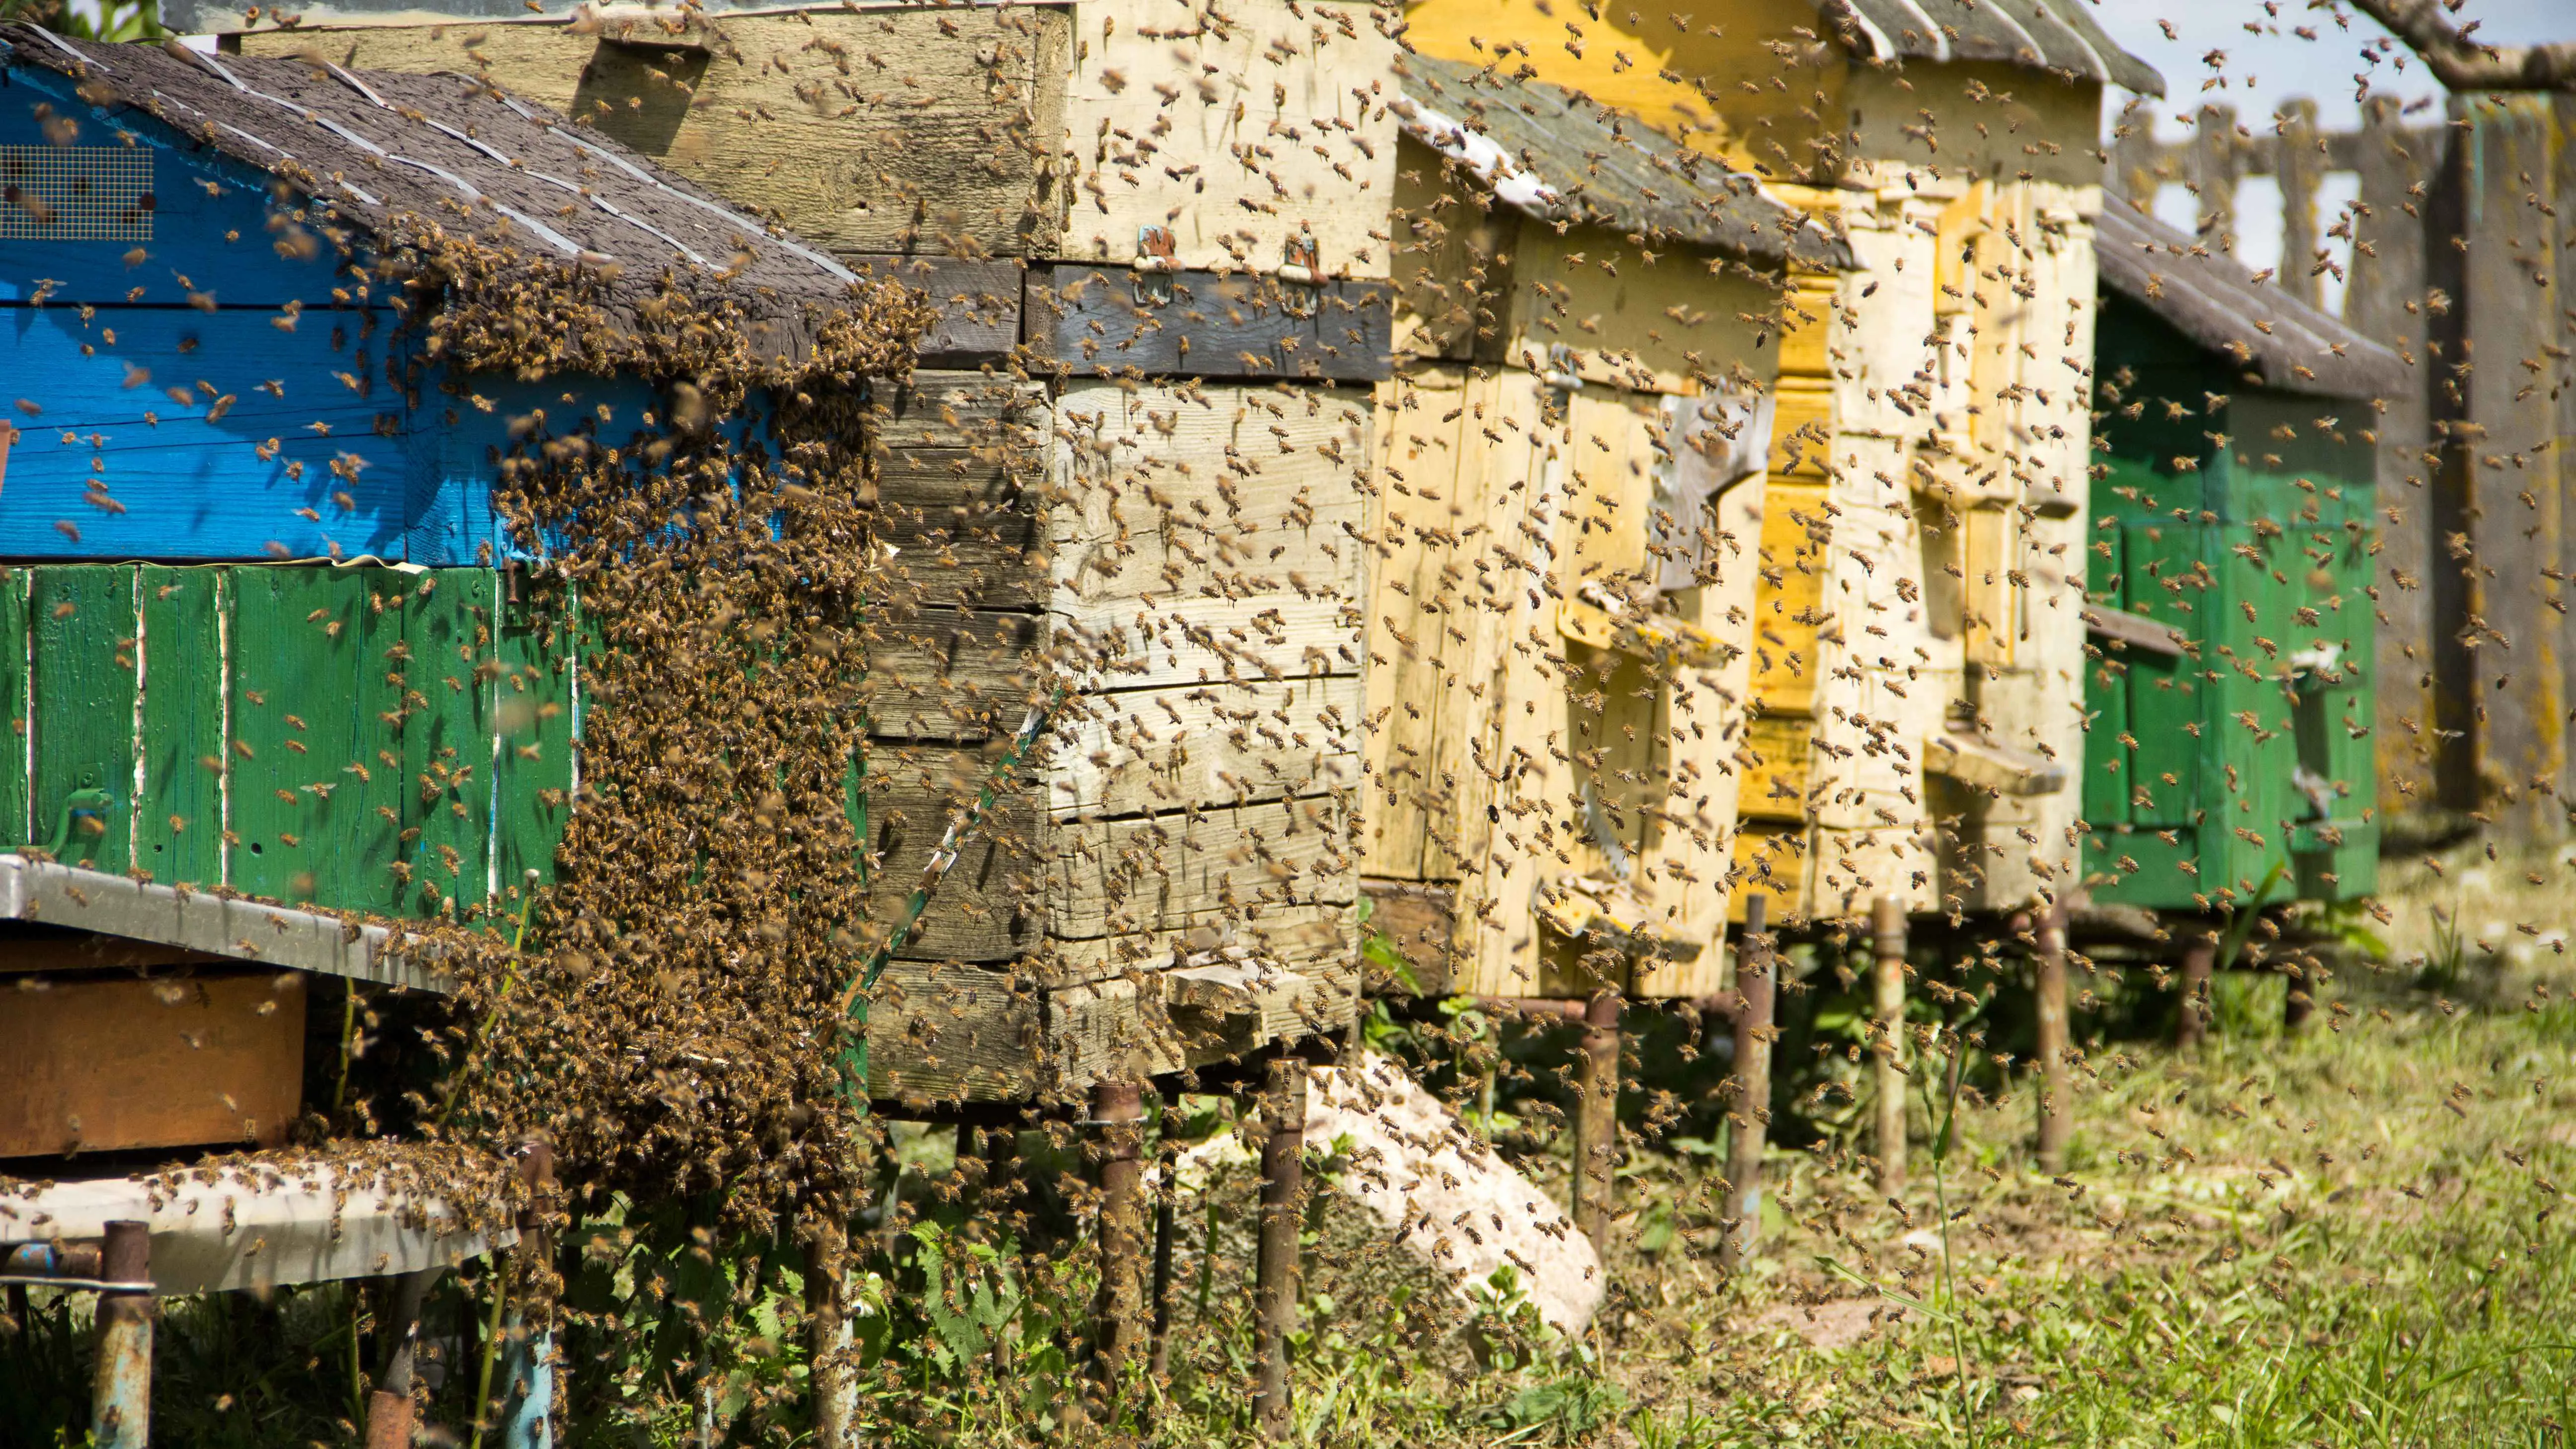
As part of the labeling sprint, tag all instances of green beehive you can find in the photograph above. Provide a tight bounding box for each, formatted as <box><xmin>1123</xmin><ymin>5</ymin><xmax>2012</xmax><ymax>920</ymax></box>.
<box><xmin>2079</xmin><ymin>199</ymin><xmax>2407</xmax><ymax>913</ymax></box>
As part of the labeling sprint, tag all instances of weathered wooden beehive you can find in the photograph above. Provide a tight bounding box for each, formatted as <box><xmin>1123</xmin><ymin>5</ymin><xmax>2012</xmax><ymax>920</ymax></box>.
<box><xmin>2081</xmin><ymin>197</ymin><xmax>2400</xmax><ymax>913</ymax></box>
<box><xmin>1359</xmin><ymin>55</ymin><xmax>1848</xmax><ymax>999</ymax></box>
<box><xmin>230</xmin><ymin>0</ymin><xmax>1401</xmax><ymax>1106</ymax></box>
<box><xmin>1395</xmin><ymin>0</ymin><xmax>2163</xmax><ymax>927</ymax></box>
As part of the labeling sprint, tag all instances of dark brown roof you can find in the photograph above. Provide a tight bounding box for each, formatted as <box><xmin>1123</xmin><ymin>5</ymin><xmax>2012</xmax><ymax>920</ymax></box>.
<box><xmin>1816</xmin><ymin>0</ymin><xmax>2165</xmax><ymax>95</ymax></box>
<box><xmin>2096</xmin><ymin>196</ymin><xmax>2409</xmax><ymax>400</ymax></box>
<box><xmin>0</xmin><ymin>25</ymin><xmax>867</xmax><ymax>362</ymax></box>
<box><xmin>1393</xmin><ymin>55</ymin><xmax>1853</xmax><ymax>271</ymax></box>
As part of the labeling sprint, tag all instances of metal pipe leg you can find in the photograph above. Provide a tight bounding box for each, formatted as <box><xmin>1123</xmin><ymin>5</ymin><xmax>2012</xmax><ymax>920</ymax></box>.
<box><xmin>1870</xmin><ymin>897</ymin><xmax>1908</xmax><ymax>1195</ymax></box>
<box><xmin>91</xmin><ymin>1219</ymin><xmax>152</xmax><ymax>1449</ymax></box>
<box><xmin>2177</xmin><ymin>933</ymin><xmax>2217</xmax><ymax>1047</ymax></box>
<box><xmin>1252</xmin><ymin>1058</ymin><xmax>1307</xmax><ymax>1441</ymax></box>
<box><xmin>1571</xmin><ymin>989</ymin><xmax>1621</xmax><ymax>1247</ymax></box>
<box><xmin>1088</xmin><ymin>1080</ymin><xmax>1147</xmax><ymax>1409</ymax></box>
<box><xmin>2034</xmin><ymin>906</ymin><xmax>2072</xmax><ymax>1174</ymax></box>
<box><xmin>1721</xmin><ymin>895</ymin><xmax>1775</xmax><ymax>1273</ymax></box>
<box><xmin>366</xmin><ymin>1265</ymin><xmax>441</xmax><ymax>1449</ymax></box>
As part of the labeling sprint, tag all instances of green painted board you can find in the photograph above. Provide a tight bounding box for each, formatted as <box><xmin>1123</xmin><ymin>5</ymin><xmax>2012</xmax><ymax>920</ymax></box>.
<box><xmin>228</xmin><ymin>566</ymin><xmax>405</xmax><ymax>911</ymax></box>
<box><xmin>491</xmin><ymin>586</ymin><xmax>576</xmax><ymax>909</ymax></box>
<box><xmin>136</xmin><ymin>567</ymin><xmax>226</xmax><ymax>887</ymax></box>
<box><xmin>0</xmin><ymin>569</ymin><xmax>27</xmax><ymax>847</ymax></box>
<box><xmin>30</xmin><ymin>566</ymin><xmax>136</xmax><ymax>874</ymax></box>
<box><xmin>403</xmin><ymin>569</ymin><xmax>497</xmax><ymax>921</ymax></box>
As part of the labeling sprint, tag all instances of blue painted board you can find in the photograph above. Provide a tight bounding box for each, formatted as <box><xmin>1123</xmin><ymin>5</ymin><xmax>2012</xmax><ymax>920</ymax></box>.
<box><xmin>0</xmin><ymin>306</ymin><xmax>412</xmax><ymax>560</ymax></box>
<box><xmin>0</xmin><ymin>64</ymin><xmax>370</xmax><ymax>308</ymax></box>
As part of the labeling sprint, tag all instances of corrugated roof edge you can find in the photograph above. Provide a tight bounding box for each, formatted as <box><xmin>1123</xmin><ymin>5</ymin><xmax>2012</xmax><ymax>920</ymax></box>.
<box><xmin>1815</xmin><ymin>0</ymin><xmax>2165</xmax><ymax>98</ymax></box>
<box><xmin>0</xmin><ymin>24</ymin><xmax>896</xmax><ymax>373</ymax></box>
<box><xmin>2096</xmin><ymin>196</ymin><xmax>2409</xmax><ymax>400</ymax></box>
<box><xmin>1394</xmin><ymin>54</ymin><xmax>1856</xmax><ymax>272</ymax></box>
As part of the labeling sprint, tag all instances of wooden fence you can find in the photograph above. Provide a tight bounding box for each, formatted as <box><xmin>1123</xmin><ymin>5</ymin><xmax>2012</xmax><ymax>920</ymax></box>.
<box><xmin>2106</xmin><ymin>94</ymin><xmax>2576</xmax><ymax>837</ymax></box>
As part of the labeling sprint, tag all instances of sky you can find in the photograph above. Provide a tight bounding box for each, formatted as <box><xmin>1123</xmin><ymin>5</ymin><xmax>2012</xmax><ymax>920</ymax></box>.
<box><xmin>2079</xmin><ymin>0</ymin><xmax>2576</xmax><ymax>312</ymax></box>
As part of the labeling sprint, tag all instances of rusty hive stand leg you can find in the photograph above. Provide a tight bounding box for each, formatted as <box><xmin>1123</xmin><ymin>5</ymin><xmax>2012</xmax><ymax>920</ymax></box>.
<box><xmin>1572</xmin><ymin>988</ymin><xmax>1622</xmax><ymax>1247</ymax></box>
<box><xmin>365</xmin><ymin>1265</ymin><xmax>441</xmax><ymax>1449</ymax></box>
<box><xmin>1149</xmin><ymin>1127</ymin><xmax>1179</xmax><ymax>1384</ymax></box>
<box><xmin>1721</xmin><ymin>894</ymin><xmax>1775</xmax><ymax>1274</ymax></box>
<box><xmin>2034</xmin><ymin>906</ymin><xmax>2072</xmax><ymax>1176</ymax></box>
<box><xmin>2176</xmin><ymin>931</ymin><xmax>2217</xmax><ymax>1047</ymax></box>
<box><xmin>806</xmin><ymin>1213</ymin><xmax>850</xmax><ymax>1449</ymax></box>
<box><xmin>91</xmin><ymin>1219</ymin><xmax>151</xmax><ymax>1449</ymax></box>
<box><xmin>1252</xmin><ymin>1057</ymin><xmax>1307</xmax><ymax>1441</ymax></box>
<box><xmin>1870</xmin><ymin>896</ymin><xmax>1908</xmax><ymax>1195</ymax></box>
<box><xmin>1088</xmin><ymin>1080</ymin><xmax>1147</xmax><ymax>1414</ymax></box>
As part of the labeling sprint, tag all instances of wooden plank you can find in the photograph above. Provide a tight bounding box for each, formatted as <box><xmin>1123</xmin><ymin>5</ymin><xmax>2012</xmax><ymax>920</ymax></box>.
<box><xmin>1497</xmin><ymin>224</ymin><xmax>1772</xmax><ymax>396</ymax></box>
<box><xmin>1046</xmin><ymin>675</ymin><xmax>1359</xmax><ymax>820</ymax></box>
<box><xmin>1045</xmin><ymin>796</ymin><xmax>1354</xmax><ymax>943</ymax></box>
<box><xmin>0</xmin><ymin>309</ymin><xmax>413</xmax><ymax>563</ymax></box>
<box><xmin>0</xmin><ymin>969</ymin><xmax>304</xmax><ymax>1158</ymax></box>
<box><xmin>1042</xmin><ymin>910</ymin><xmax>1356</xmax><ymax>1088</ymax></box>
<box><xmin>136</xmin><ymin>567</ymin><xmax>226</xmax><ymax>888</ymax></box>
<box><xmin>1024</xmin><ymin>267</ymin><xmax>1394</xmax><ymax>381</ymax></box>
<box><xmin>1360</xmin><ymin>879</ymin><xmax>1454</xmax><ymax>995</ymax></box>
<box><xmin>227</xmin><ymin>566</ymin><xmax>406</xmax><ymax>912</ymax></box>
<box><xmin>491</xmin><ymin>586</ymin><xmax>576</xmax><ymax>906</ymax></box>
<box><xmin>846</xmin><ymin>257</ymin><xmax>1026</xmax><ymax>363</ymax></box>
<box><xmin>1748</xmin><ymin>478</ymin><xmax>1828</xmax><ymax>715</ymax></box>
<box><xmin>0</xmin><ymin>571</ymin><xmax>22</xmax><ymax>849</ymax></box>
<box><xmin>29</xmin><ymin>566</ymin><xmax>136</xmax><ymax>875</ymax></box>
<box><xmin>241</xmin><ymin>9</ymin><xmax>1072</xmax><ymax>261</ymax></box>
<box><xmin>856</xmin><ymin>745</ymin><xmax>1046</xmax><ymax>964</ymax></box>
<box><xmin>1048</xmin><ymin>380</ymin><xmax>1373</xmax><ymax>612</ymax></box>
<box><xmin>876</xmin><ymin>457</ymin><xmax>1043</xmax><ymax>610</ymax></box>
<box><xmin>863</xmin><ymin>606</ymin><xmax>1050</xmax><ymax>743</ymax></box>
<box><xmin>871</xmin><ymin>370</ymin><xmax>1048</xmax><ymax>609</ymax></box>
<box><xmin>860</xmin><ymin>959</ymin><xmax>1043</xmax><ymax>1106</ymax></box>
<box><xmin>404</xmin><ymin>570</ymin><xmax>496</xmax><ymax>920</ymax></box>
<box><xmin>2083</xmin><ymin>603</ymin><xmax>2187</xmax><ymax>657</ymax></box>
<box><xmin>1061</xmin><ymin>0</ymin><xmax>1396</xmax><ymax>277</ymax></box>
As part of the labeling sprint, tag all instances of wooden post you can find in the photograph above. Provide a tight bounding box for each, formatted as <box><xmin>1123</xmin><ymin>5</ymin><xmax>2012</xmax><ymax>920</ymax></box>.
<box><xmin>2191</xmin><ymin>104</ymin><xmax>2243</xmax><ymax>255</ymax></box>
<box><xmin>1869</xmin><ymin>896</ymin><xmax>1908</xmax><ymax>1195</ymax></box>
<box><xmin>1088</xmin><ymin>1080</ymin><xmax>1147</xmax><ymax>1405</ymax></box>
<box><xmin>805</xmin><ymin>1214</ymin><xmax>850</xmax><ymax>1449</ymax></box>
<box><xmin>2276</xmin><ymin>98</ymin><xmax>2325</xmax><ymax>312</ymax></box>
<box><xmin>2281</xmin><ymin>947</ymin><xmax>2319</xmax><ymax>1030</ymax></box>
<box><xmin>1148</xmin><ymin>1142</ymin><xmax>1178</xmax><ymax>1383</ymax></box>
<box><xmin>365</xmin><ymin>1265</ymin><xmax>440</xmax><ymax>1449</ymax></box>
<box><xmin>2033</xmin><ymin>907</ymin><xmax>2072</xmax><ymax>1174</ymax></box>
<box><xmin>2349</xmin><ymin>93</ymin><xmax>2441</xmax><ymax>816</ymax></box>
<box><xmin>2176</xmin><ymin>933</ymin><xmax>2217</xmax><ymax>1048</ymax></box>
<box><xmin>1251</xmin><ymin>1058</ymin><xmax>1306</xmax><ymax>1441</ymax></box>
<box><xmin>1720</xmin><ymin>894</ymin><xmax>1774</xmax><ymax>1273</ymax></box>
<box><xmin>1571</xmin><ymin>989</ymin><xmax>1621</xmax><ymax>1247</ymax></box>
<box><xmin>90</xmin><ymin>1219</ymin><xmax>151</xmax><ymax>1449</ymax></box>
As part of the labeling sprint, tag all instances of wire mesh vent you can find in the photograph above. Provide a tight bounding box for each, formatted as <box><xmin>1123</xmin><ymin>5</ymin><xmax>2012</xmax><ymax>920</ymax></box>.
<box><xmin>0</xmin><ymin>146</ymin><xmax>156</xmax><ymax>242</ymax></box>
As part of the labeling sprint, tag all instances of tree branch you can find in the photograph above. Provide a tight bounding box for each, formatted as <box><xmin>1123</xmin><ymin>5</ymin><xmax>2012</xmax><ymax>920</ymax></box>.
<box><xmin>2347</xmin><ymin>0</ymin><xmax>2576</xmax><ymax>91</ymax></box>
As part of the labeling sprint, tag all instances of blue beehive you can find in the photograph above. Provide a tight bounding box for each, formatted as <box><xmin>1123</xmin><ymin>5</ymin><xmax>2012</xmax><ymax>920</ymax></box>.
<box><xmin>0</xmin><ymin>26</ymin><xmax>864</xmax><ymax>921</ymax></box>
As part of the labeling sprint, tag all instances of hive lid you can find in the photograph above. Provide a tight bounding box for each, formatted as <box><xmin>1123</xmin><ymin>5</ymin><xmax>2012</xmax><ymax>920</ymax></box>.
<box><xmin>2097</xmin><ymin>195</ymin><xmax>2410</xmax><ymax>400</ymax></box>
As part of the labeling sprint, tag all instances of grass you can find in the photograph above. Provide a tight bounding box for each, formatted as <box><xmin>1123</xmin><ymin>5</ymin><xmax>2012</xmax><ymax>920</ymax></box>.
<box><xmin>10</xmin><ymin>840</ymin><xmax>2576</xmax><ymax>1447</ymax></box>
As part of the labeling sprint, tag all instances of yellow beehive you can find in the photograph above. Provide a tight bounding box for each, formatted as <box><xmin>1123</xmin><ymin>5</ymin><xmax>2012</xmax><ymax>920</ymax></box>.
<box><xmin>1395</xmin><ymin>0</ymin><xmax>2164</xmax><ymax>927</ymax></box>
<box><xmin>1358</xmin><ymin>56</ymin><xmax>1848</xmax><ymax>998</ymax></box>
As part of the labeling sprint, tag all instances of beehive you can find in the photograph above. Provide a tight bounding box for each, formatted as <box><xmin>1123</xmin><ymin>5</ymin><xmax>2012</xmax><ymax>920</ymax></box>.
<box><xmin>1358</xmin><ymin>55</ymin><xmax>1846</xmax><ymax>998</ymax></box>
<box><xmin>1395</xmin><ymin>0</ymin><xmax>2163</xmax><ymax>927</ymax></box>
<box><xmin>2080</xmin><ymin>198</ymin><xmax>2400</xmax><ymax>912</ymax></box>
<box><xmin>231</xmin><ymin>0</ymin><xmax>1401</xmax><ymax>1103</ymax></box>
